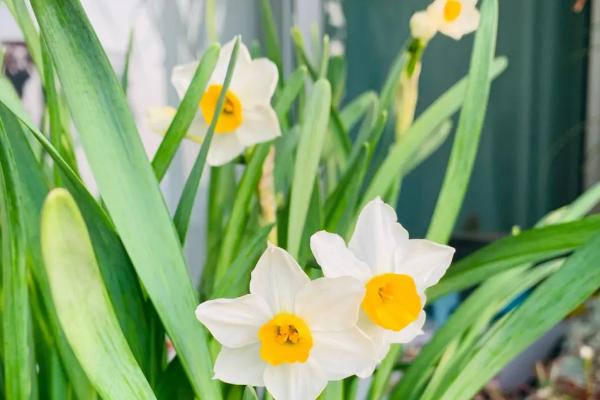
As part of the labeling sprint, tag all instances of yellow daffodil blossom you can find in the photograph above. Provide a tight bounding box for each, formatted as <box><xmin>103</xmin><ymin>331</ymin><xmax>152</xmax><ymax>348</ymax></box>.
<box><xmin>411</xmin><ymin>0</ymin><xmax>480</xmax><ymax>41</ymax></box>
<box><xmin>195</xmin><ymin>244</ymin><xmax>375</xmax><ymax>400</ymax></box>
<box><xmin>153</xmin><ymin>39</ymin><xmax>281</xmax><ymax>166</ymax></box>
<box><xmin>310</xmin><ymin>197</ymin><xmax>455</xmax><ymax>375</ymax></box>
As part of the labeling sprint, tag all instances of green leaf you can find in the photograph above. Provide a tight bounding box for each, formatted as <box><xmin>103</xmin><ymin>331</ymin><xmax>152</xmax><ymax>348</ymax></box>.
<box><xmin>152</xmin><ymin>44</ymin><xmax>220</xmax><ymax>181</ymax></box>
<box><xmin>429</xmin><ymin>215</ymin><xmax>600</xmax><ymax>300</ymax></box>
<box><xmin>437</xmin><ymin>231</ymin><xmax>600</xmax><ymax>400</ymax></box>
<box><xmin>369</xmin><ymin>344</ymin><xmax>402</xmax><ymax>400</ymax></box>
<box><xmin>0</xmin><ymin>117</ymin><xmax>33</xmax><ymax>400</ymax></box>
<box><xmin>291</xmin><ymin>28</ymin><xmax>351</xmax><ymax>160</ymax></box>
<box><xmin>273</xmin><ymin>66</ymin><xmax>307</xmax><ymax>121</ymax></box>
<box><xmin>215</xmin><ymin>143</ymin><xmax>271</xmax><ymax>283</ymax></box>
<box><xmin>340</xmin><ymin>91</ymin><xmax>378</xmax><ymax>133</ymax></box>
<box><xmin>121</xmin><ymin>28</ymin><xmax>135</xmax><ymax>93</ymax></box>
<box><xmin>156</xmin><ymin>358</ymin><xmax>193</xmax><ymax>400</ymax></box>
<box><xmin>1</xmin><ymin>91</ymin><xmax>156</xmax><ymax>384</ymax></box>
<box><xmin>5</xmin><ymin>0</ymin><xmax>44</xmax><ymax>79</ymax></box>
<box><xmin>258</xmin><ymin>0</ymin><xmax>283</xmax><ymax>80</ymax></box>
<box><xmin>40</xmin><ymin>189</ymin><xmax>156</xmax><ymax>400</ymax></box>
<box><xmin>242</xmin><ymin>386</ymin><xmax>259</xmax><ymax>400</ymax></box>
<box><xmin>404</xmin><ymin>119</ymin><xmax>452</xmax><ymax>174</ymax></box>
<box><xmin>287</xmin><ymin>79</ymin><xmax>331</xmax><ymax>257</ymax></box>
<box><xmin>173</xmin><ymin>38</ymin><xmax>239</xmax><ymax>242</ymax></box>
<box><xmin>379</xmin><ymin>44</ymin><xmax>407</xmax><ymax>112</ymax></box>
<box><xmin>426</xmin><ymin>0</ymin><xmax>499</xmax><ymax>244</ymax></box>
<box><xmin>212</xmin><ymin>224</ymin><xmax>272</xmax><ymax>298</ymax></box>
<box><xmin>30</xmin><ymin>1</ymin><xmax>221</xmax><ymax>397</ymax></box>
<box><xmin>361</xmin><ymin>56</ymin><xmax>507</xmax><ymax>208</ymax></box>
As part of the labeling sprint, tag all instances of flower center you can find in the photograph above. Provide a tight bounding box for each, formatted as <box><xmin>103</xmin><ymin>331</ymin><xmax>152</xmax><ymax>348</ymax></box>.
<box><xmin>443</xmin><ymin>0</ymin><xmax>462</xmax><ymax>22</ymax></box>
<box><xmin>258</xmin><ymin>313</ymin><xmax>313</xmax><ymax>365</ymax></box>
<box><xmin>199</xmin><ymin>84</ymin><xmax>243</xmax><ymax>134</ymax></box>
<box><xmin>361</xmin><ymin>273</ymin><xmax>421</xmax><ymax>331</ymax></box>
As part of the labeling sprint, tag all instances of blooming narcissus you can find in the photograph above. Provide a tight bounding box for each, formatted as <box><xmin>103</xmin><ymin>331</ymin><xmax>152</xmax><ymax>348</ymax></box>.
<box><xmin>195</xmin><ymin>245</ymin><xmax>375</xmax><ymax>400</ymax></box>
<box><xmin>410</xmin><ymin>0</ymin><xmax>480</xmax><ymax>41</ymax></box>
<box><xmin>310</xmin><ymin>197</ymin><xmax>455</xmax><ymax>373</ymax></box>
<box><xmin>156</xmin><ymin>39</ymin><xmax>281</xmax><ymax>166</ymax></box>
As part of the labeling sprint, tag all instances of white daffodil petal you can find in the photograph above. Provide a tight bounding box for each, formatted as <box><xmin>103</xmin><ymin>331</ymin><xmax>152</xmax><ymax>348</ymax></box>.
<box><xmin>146</xmin><ymin>106</ymin><xmax>176</xmax><ymax>135</ymax></box>
<box><xmin>264</xmin><ymin>362</ymin><xmax>328</xmax><ymax>400</ymax></box>
<box><xmin>310</xmin><ymin>329</ymin><xmax>376</xmax><ymax>380</ymax></box>
<box><xmin>349</xmin><ymin>197</ymin><xmax>409</xmax><ymax>273</ymax></box>
<box><xmin>394</xmin><ymin>239</ymin><xmax>455</xmax><ymax>288</ymax></box>
<box><xmin>195</xmin><ymin>294</ymin><xmax>271</xmax><ymax>348</ymax></box>
<box><xmin>250</xmin><ymin>245</ymin><xmax>310</xmax><ymax>313</ymax></box>
<box><xmin>214</xmin><ymin>344</ymin><xmax>266</xmax><ymax>386</ymax></box>
<box><xmin>295</xmin><ymin>276</ymin><xmax>364</xmax><ymax>331</ymax></box>
<box><xmin>310</xmin><ymin>231</ymin><xmax>372</xmax><ymax>281</ymax></box>
<box><xmin>210</xmin><ymin>38</ymin><xmax>253</xmax><ymax>86</ymax></box>
<box><xmin>237</xmin><ymin>104</ymin><xmax>281</xmax><ymax>146</ymax></box>
<box><xmin>410</xmin><ymin>11</ymin><xmax>437</xmax><ymax>41</ymax></box>
<box><xmin>357</xmin><ymin>311</ymin><xmax>390</xmax><ymax>363</ymax></box>
<box><xmin>171</xmin><ymin>62</ymin><xmax>198</xmax><ymax>99</ymax></box>
<box><xmin>235</xmin><ymin>58</ymin><xmax>278</xmax><ymax>106</ymax></box>
<box><xmin>386</xmin><ymin>310</ymin><xmax>427</xmax><ymax>344</ymax></box>
<box><xmin>206</xmin><ymin>132</ymin><xmax>246</xmax><ymax>166</ymax></box>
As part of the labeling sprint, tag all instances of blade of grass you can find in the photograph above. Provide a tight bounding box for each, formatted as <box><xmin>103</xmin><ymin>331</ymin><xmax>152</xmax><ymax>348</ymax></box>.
<box><xmin>340</xmin><ymin>91</ymin><xmax>378</xmax><ymax>133</ymax></box>
<box><xmin>41</xmin><ymin>38</ymin><xmax>64</xmax><ymax>186</ymax></box>
<box><xmin>152</xmin><ymin>44</ymin><xmax>220</xmax><ymax>181</ymax></box>
<box><xmin>291</xmin><ymin>28</ymin><xmax>350</xmax><ymax>160</ymax></box>
<box><xmin>1</xmin><ymin>99</ymin><xmax>157</xmax><ymax>383</ymax></box>
<box><xmin>361</xmin><ymin>56</ymin><xmax>507</xmax><ymax>207</ymax></box>
<box><xmin>429</xmin><ymin>215</ymin><xmax>600</xmax><ymax>300</ymax></box>
<box><xmin>258</xmin><ymin>0</ymin><xmax>283</xmax><ymax>81</ymax></box>
<box><xmin>0</xmin><ymin>118</ymin><xmax>33</xmax><ymax>400</ymax></box>
<box><xmin>426</xmin><ymin>0</ymin><xmax>499</xmax><ymax>244</ymax></box>
<box><xmin>173</xmin><ymin>38</ymin><xmax>239</xmax><ymax>242</ymax></box>
<box><xmin>121</xmin><ymin>28</ymin><xmax>135</xmax><ymax>93</ymax></box>
<box><xmin>214</xmin><ymin>143</ymin><xmax>272</xmax><ymax>283</ymax></box>
<box><xmin>5</xmin><ymin>0</ymin><xmax>44</xmax><ymax>80</ymax></box>
<box><xmin>41</xmin><ymin>189</ymin><xmax>156</xmax><ymax>400</ymax></box>
<box><xmin>287</xmin><ymin>79</ymin><xmax>331</xmax><ymax>257</ymax></box>
<box><xmin>30</xmin><ymin>1</ymin><xmax>221</xmax><ymax>397</ymax></box>
<box><xmin>211</xmin><ymin>224</ymin><xmax>272</xmax><ymax>298</ymax></box>
<box><xmin>273</xmin><ymin>65</ymin><xmax>307</xmax><ymax>121</ymax></box>
<box><xmin>437</xmin><ymin>231</ymin><xmax>600</xmax><ymax>400</ymax></box>
<box><xmin>0</xmin><ymin>104</ymin><xmax>96</xmax><ymax>398</ymax></box>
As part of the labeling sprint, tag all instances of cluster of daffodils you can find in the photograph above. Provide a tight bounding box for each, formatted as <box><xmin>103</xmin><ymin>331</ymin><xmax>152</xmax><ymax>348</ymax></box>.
<box><xmin>150</xmin><ymin>39</ymin><xmax>281</xmax><ymax>166</ymax></box>
<box><xmin>410</xmin><ymin>0</ymin><xmax>480</xmax><ymax>42</ymax></box>
<box><xmin>196</xmin><ymin>198</ymin><xmax>455</xmax><ymax>400</ymax></box>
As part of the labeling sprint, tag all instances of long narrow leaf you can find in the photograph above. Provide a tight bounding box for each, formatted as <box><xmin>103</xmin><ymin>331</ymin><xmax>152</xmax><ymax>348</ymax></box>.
<box><xmin>41</xmin><ymin>189</ymin><xmax>156</xmax><ymax>400</ymax></box>
<box><xmin>30</xmin><ymin>1</ymin><xmax>221</xmax><ymax>397</ymax></box>
<box><xmin>426</xmin><ymin>0</ymin><xmax>499</xmax><ymax>243</ymax></box>
<box><xmin>429</xmin><ymin>215</ymin><xmax>600</xmax><ymax>299</ymax></box>
<box><xmin>173</xmin><ymin>38</ymin><xmax>240</xmax><ymax>242</ymax></box>
<box><xmin>0</xmin><ymin>118</ymin><xmax>33</xmax><ymax>400</ymax></box>
<box><xmin>152</xmin><ymin>44</ymin><xmax>220</xmax><ymax>181</ymax></box>
<box><xmin>437</xmin><ymin>231</ymin><xmax>600</xmax><ymax>399</ymax></box>
<box><xmin>287</xmin><ymin>79</ymin><xmax>331</xmax><ymax>257</ymax></box>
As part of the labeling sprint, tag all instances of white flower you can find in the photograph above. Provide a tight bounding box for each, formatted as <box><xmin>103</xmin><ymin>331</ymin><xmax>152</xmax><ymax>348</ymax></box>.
<box><xmin>428</xmin><ymin>0</ymin><xmax>480</xmax><ymax>40</ymax></box>
<box><xmin>410</xmin><ymin>11</ymin><xmax>437</xmax><ymax>42</ymax></box>
<box><xmin>195</xmin><ymin>244</ymin><xmax>375</xmax><ymax>400</ymax></box>
<box><xmin>167</xmin><ymin>39</ymin><xmax>281</xmax><ymax>166</ymax></box>
<box><xmin>310</xmin><ymin>197</ymin><xmax>455</xmax><ymax>374</ymax></box>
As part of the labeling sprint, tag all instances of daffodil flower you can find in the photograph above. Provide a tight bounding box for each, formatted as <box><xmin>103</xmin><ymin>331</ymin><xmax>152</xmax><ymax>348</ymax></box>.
<box><xmin>166</xmin><ymin>39</ymin><xmax>281</xmax><ymax>166</ymax></box>
<box><xmin>310</xmin><ymin>197</ymin><xmax>455</xmax><ymax>373</ymax></box>
<box><xmin>411</xmin><ymin>0</ymin><xmax>480</xmax><ymax>41</ymax></box>
<box><xmin>195</xmin><ymin>244</ymin><xmax>375</xmax><ymax>400</ymax></box>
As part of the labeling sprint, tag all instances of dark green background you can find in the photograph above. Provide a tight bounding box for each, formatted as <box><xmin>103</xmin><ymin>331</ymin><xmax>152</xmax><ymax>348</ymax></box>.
<box><xmin>343</xmin><ymin>0</ymin><xmax>589</xmax><ymax>237</ymax></box>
